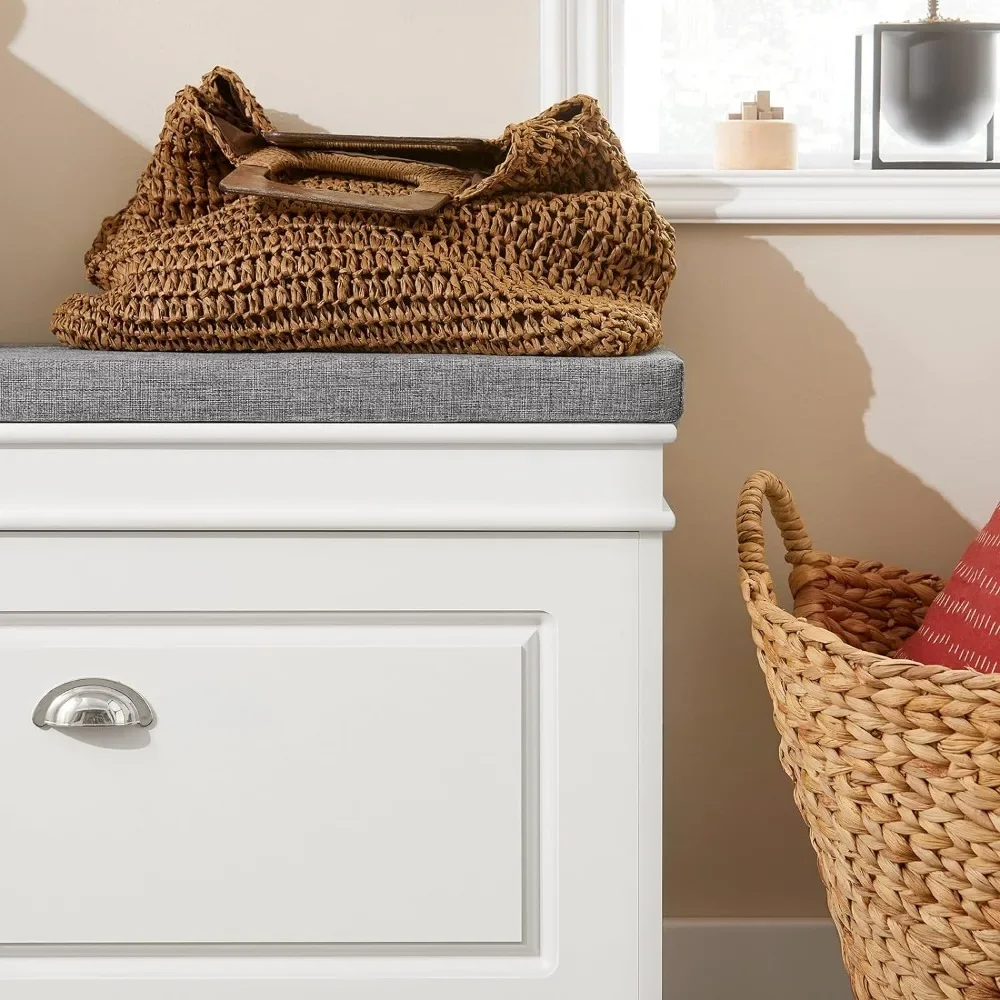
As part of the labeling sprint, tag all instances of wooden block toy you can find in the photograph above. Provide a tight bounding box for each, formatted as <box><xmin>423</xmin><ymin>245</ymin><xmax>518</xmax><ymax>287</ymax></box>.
<box><xmin>716</xmin><ymin>90</ymin><xmax>796</xmax><ymax>169</ymax></box>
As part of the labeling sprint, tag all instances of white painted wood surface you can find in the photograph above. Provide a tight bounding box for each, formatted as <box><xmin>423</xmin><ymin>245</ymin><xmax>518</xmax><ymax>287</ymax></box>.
<box><xmin>0</xmin><ymin>424</ymin><xmax>671</xmax><ymax>999</ymax></box>
<box><xmin>638</xmin><ymin>169</ymin><xmax>1000</xmax><ymax>224</ymax></box>
<box><xmin>0</xmin><ymin>424</ymin><xmax>675</xmax><ymax>531</ymax></box>
<box><xmin>2</xmin><ymin>615</ymin><xmax>530</xmax><ymax>945</ymax></box>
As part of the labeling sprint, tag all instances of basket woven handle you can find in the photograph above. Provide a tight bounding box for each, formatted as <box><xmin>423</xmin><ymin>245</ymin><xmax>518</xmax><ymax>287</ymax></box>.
<box><xmin>220</xmin><ymin>146</ymin><xmax>477</xmax><ymax>216</ymax></box>
<box><xmin>737</xmin><ymin>471</ymin><xmax>814</xmax><ymax>579</ymax></box>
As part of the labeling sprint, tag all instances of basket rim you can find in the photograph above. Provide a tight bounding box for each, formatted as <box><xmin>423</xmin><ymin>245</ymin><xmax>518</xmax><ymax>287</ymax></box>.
<box><xmin>740</xmin><ymin>566</ymin><xmax>1000</xmax><ymax>685</ymax></box>
<box><xmin>738</xmin><ymin>469</ymin><xmax>1000</xmax><ymax>689</ymax></box>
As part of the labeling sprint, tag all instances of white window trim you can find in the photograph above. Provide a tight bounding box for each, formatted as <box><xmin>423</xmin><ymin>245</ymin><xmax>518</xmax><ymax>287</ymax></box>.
<box><xmin>540</xmin><ymin>0</ymin><xmax>1000</xmax><ymax>224</ymax></box>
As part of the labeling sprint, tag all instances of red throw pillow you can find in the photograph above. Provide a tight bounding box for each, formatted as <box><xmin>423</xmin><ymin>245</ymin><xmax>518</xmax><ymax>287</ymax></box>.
<box><xmin>898</xmin><ymin>505</ymin><xmax>1000</xmax><ymax>672</ymax></box>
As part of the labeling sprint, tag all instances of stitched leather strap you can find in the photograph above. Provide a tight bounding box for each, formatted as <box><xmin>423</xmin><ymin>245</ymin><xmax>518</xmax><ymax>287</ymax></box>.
<box><xmin>264</xmin><ymin>130</ymin><xmax>497</xmax><ymax>159</ymax></box>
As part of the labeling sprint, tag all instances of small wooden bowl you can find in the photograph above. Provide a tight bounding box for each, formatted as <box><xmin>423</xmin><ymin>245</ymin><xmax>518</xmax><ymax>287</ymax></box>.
<box><xmin>715</xmin><ymin>120</ymin><xmax>797</xmax><ymax>170</ymax></box>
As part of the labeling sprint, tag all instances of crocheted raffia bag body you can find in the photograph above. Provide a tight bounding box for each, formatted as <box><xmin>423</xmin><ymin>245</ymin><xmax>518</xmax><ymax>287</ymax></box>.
<box><xmin>53</xmin><ymin>68</ymin><xmax>676</xmax><ymax>355</ymax></box>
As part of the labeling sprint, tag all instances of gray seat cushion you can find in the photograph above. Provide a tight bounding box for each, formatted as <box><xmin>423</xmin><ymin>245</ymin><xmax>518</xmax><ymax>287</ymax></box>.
<box><xmin>0</xmin><ymin>346</ymin><xmax>684</xmax><ymax>423</ymax></box>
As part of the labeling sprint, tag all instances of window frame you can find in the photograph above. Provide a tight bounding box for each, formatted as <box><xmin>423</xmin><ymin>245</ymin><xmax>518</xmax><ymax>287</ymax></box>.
<box><xmin>539</xmin><ymin>0</ymin><xmax>1000</xmax><ymax>224</ymax></box>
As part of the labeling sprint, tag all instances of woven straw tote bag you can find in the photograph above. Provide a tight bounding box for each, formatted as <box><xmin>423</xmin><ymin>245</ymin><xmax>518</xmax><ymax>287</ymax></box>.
<box><xmin>52</xmin><ymin>67</ymin><xmax>675</xmax><ymax>355</ymax></box>
<box><xmin>737</xmin><ymin>470</ymin><xmax>1000</xmax><ymax>1000</ymax></box>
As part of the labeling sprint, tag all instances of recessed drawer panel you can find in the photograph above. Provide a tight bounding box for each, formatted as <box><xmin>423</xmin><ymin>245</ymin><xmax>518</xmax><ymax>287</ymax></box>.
<box><xmin>0</xmin><ymin>614</ymin><xmax>538</xmax><ymax>946</ymax></box>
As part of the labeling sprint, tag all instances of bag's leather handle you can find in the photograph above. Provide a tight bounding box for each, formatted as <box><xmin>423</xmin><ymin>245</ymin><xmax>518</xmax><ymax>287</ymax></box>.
<box><xmin>264</xmin><ymin>130</ymin><xmax>497</xmax><ymax>158</ymax></box>
<box><xmin>220</xmin><ymin>146</ymin><xmax>477</xmax><ymax>215</ymax></box>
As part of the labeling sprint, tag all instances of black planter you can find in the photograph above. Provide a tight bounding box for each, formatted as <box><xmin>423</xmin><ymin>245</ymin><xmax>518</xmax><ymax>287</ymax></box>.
<box><xmin>882</xmin><ymin>24</ymin><xmax>997</xmax><ymax>144</ymax></box>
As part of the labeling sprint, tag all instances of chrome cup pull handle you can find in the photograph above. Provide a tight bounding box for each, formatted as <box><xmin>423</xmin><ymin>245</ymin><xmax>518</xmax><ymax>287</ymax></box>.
<box><xmin>32</xmin><ymin>679</ymin><xmax>154</xmax><ymax>729</ymax></box>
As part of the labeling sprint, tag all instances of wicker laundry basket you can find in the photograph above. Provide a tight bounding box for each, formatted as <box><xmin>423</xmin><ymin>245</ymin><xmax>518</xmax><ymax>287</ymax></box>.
<box><xmin>737</xmin><ymin>470</ymin><xmax>1000</xmax><ymax>1000</ymax></box>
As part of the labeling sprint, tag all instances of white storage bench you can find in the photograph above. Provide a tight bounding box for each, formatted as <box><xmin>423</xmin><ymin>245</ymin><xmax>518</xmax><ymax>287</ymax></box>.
<box><xmin>0</xmin><ymin>346</ymin><xmax>683</xmax><ymax>1000</ymax></box>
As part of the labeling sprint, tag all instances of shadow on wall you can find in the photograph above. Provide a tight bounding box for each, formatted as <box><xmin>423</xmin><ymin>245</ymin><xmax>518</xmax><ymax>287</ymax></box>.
<box><xmin>662</xmin><ymin>227</ymin><xmax>976</xmax><ymax>918</ymax></box>
<box><xmin>0</xmin><ymin>0</ymin><xmax>149</xmax><ymax>344</ymax></box>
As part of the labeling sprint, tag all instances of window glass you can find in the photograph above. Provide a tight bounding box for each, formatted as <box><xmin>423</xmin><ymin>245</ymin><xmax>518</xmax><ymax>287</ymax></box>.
<box><xmin>621</xmin><ymin>0</ymin><xmax>1000</xmax><ymax>166</ymax></box>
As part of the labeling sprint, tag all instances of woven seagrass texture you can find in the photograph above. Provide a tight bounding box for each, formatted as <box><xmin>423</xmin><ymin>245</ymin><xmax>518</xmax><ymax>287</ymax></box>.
<box><xmin>738</xmin><ymin>471</ymin><xmax>1000</xmax><ymax>1000</ymax></box>
<box><xmin>52</xmin><ymin>67</ymin><xmax>675</xmax><ymax>355</ymax></box>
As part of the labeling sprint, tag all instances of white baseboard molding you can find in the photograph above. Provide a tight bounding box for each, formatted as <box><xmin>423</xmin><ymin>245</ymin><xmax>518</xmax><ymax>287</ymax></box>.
<box><xmin>663</xmin><ymin>918</ymin><xmax>853</xmax><ymax>1000</ymax></box>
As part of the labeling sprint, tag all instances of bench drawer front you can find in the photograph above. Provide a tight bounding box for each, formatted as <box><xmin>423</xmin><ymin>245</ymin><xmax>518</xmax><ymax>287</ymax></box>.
<box><xmin>0</xmin><ymin>533</ymin><xmax>647</xmax><ymax>1000</ymax></box>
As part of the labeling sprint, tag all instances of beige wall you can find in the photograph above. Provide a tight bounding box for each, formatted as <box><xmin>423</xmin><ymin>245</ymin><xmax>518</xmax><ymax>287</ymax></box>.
<box><xmin>2</xmin><ymin>0</ymin><xmax>541</xmax><ymax>339</ymax></box>
<box><xmin>664</xmin><ymin>225</ymin><xmax>999</xmax><ymax>916</ymax></box>
<box><xmin>5</xmin><ymin>0</ymin><xmax>1000</xmax><ymax>921</ymax></box>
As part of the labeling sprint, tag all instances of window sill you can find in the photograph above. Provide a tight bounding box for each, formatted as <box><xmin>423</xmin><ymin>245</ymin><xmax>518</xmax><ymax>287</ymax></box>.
<box><xmin>641</xmin><ymin>169</ymin><xmax>1000</xmax><ymax>225</ymax></box>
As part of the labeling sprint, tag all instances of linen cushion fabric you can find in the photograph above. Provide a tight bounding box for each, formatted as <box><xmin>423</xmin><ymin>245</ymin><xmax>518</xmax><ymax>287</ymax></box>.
<box><xmin>0</xmin><ymin>346</ymin><xmax>684</xmax><ymax>424</ymax></box>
